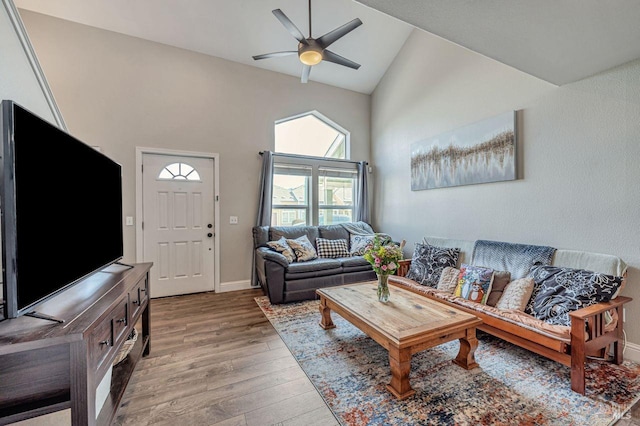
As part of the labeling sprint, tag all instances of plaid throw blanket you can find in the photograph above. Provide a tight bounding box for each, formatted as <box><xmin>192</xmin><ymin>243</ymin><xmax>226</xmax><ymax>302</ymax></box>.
<box><xmin>471</xmin><ymin>240</ymin><xmax>556</xmax><ymax>279</ymax></box>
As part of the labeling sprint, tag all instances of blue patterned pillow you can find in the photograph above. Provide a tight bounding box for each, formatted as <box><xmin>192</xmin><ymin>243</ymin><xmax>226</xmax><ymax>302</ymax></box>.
<box><xmin>350</xmin><ymin>234</ymin><xmax>375</xmax><ymax>256</ymax></box>
<box><xmin>527</xmin><ymin>265</ymin><xmax>623</xmax><ymax>326</ymax></box>
<box><xmin>406</xmin><ymin>243</ymin><xmax>460</xmax><ymax>287</ymax></box>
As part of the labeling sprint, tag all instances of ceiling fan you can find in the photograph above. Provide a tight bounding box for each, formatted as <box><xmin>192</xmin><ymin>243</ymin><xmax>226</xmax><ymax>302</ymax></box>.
<box><xmin>252</xmin><ymin>0</ymin><xmax>363</xmax><ymax>83</ymax></box>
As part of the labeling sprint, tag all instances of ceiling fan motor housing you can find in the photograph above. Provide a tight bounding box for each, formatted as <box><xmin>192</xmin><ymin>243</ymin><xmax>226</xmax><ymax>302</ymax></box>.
<box><xmin>299</xmin><ymin>39</ymin><xmax>323</xmax><ymax>66</ymax></box>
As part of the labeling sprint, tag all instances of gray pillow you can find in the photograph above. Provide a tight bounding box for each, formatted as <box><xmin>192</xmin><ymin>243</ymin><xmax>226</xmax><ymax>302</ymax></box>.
<box><xmin>266</xmin><ymin>237</ymin><xmax>295</xmax><ymax>263</ymax></box>
<box><xmin>286</xmin><ymin>235</ymin><xmax>318</xmax><ymax>262</ymax></box>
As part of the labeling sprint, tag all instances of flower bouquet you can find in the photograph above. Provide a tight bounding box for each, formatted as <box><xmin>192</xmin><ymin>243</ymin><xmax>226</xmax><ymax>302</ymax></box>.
<box><xmin>363</xmin><ymin>235</ymin><xmax>403</xmax><ymax>302</ymax></box>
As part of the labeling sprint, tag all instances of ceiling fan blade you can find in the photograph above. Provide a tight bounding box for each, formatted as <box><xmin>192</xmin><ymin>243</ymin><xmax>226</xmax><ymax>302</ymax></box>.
<box><xmin>322</xmin><ymin>50</ymin><xmax>361</xmax><ymax>70</ymax></box>
<box><xmin>272</xmin><ymin>9</ymin><xmax>309</xmax><ymax>45</ymax></box>
<box><xmin>252</xmin><ymin>51</ymin><xmax>297</xmax><ymax>60</ymax></box>
<box><xmin>301</xmin><ymin>65</ymin><xmax>311</xmax><ymax>83</ymax></box>
<box><xmin>316</xmin><ymin>18</ymin><xmax>363</xmax><ymax>48</ymax></box>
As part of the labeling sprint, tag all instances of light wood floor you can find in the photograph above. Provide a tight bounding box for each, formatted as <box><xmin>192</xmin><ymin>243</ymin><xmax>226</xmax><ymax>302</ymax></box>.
<box><xmin>114</xmin><ymin>289</ymin><xmax>338</xmax><ymax>426</ymax></box>
<box><xmin>115</xmin><ymin>289</ymin><xmax>640</xmax><ymax>426</ymax></box>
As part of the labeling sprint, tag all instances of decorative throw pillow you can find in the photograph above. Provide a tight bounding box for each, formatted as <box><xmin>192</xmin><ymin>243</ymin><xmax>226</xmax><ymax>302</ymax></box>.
<box><xmin>350</xmin><ymin>234</ymin><xmax>375</xmax><ymax>256</ymax></box>
<box><xmin>286</xmin><ymin>235</ymin><xmax>318</xmax><ymax>262</ymax></box>
<box><xmin>454</xmin><ymin>264</ymin><xmax>494</xmax><ymax>305</ymax></box>
<box><xmin>527</xmin><ymin>265</ymin><xmax>624</xmax><ymax>326</ymax></box>
<box><xmin>486</xmin><ymin>270</ymin><xmax>512</xmax><ymax>307</ymax></box>
<box><xmin>316</xmin><ymin>238</ymin><xmax>349</xmax><ymax>259</ymax></box>
<box><xmin>406</xmin><ymin>243</ymin><xmax>460</xmax><ymax>287</ymax></box>
<box><xmin>495</xmin><ymin>278</ymin><xmax>535</xmax><ymax>311</ymax></box>
<box><xmin>266</xmin><ymin>237</ymin><xmax>295</xmax><ymax>263</ymax></box>
<box><xmin>437</xmin><ymin>267</ymin><xmax>460</xmax><ymax>293</ymax></box>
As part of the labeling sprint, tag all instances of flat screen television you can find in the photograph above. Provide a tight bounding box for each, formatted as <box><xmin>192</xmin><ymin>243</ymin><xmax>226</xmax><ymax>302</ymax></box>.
<box><xmin>1</xmin><ymin>100</ymin><xmax>123</xmax><ymax>319</ymax></box>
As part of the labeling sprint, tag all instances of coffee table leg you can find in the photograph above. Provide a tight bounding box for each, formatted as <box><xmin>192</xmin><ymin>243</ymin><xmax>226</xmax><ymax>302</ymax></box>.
<box><xmin>386</xmin><ymin>346</ymin><xmax>415</xmax><ymax>399</ymax></box>
<box><xmin>453</xmin><ymin>327</ymin><xmax>479</xmax><ymax>370</ymax></box>
<box><xmin>319</xmin><ymin>297</ymin><xmax>336</xmax><ymax>330</ymax></box>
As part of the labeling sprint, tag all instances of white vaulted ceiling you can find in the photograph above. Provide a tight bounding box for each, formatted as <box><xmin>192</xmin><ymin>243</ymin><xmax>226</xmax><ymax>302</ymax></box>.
<box><xmin>14</xmin><ymin>0</ymin><xmax>413</xmax><ymax>94</ymax></box>
<box><xmin>14</xmin><ymin>0</ymin><xmax>640</xmax><ymax>92</ymax></box>
<box><xmin>355</xmin><ymin>0</ymin><xmax>640</xmax><ymax>86</ymax></box>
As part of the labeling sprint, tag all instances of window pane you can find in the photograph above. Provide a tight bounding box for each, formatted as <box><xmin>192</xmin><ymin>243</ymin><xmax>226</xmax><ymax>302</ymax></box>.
<box><xmin>272</xmin><ymin>209</ymin><xmax>307</xmax><ymax>226</ymax></box>
<box><xmin>272</xmin><ymin>174</ymin><xmax>308</xmax><ymax>205</ymax></box>
<box><xmin>318</xmin><ymin>175</ymin><xmax>354</xmax><ymax>207</ymax></box>
<box><xmin>275</xmin><ymin>113</ymin><xmax>347</xmax><ymax>159</ymax></box>
<box><xmin>319</xmin><ymin>209</ymin><xmax>352</xmax><ymax>225</ymax></box>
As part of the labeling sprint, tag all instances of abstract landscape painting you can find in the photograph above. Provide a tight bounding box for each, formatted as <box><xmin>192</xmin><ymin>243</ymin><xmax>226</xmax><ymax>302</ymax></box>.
<box><xmin>411</xmin><ymin>111</ymin><xmax>516</xmax><ymax>190</ymax></box>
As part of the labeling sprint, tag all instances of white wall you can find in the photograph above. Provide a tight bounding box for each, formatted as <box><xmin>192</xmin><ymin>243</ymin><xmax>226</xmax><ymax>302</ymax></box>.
<box><xmin>19</xmin><ymin>10</ymin><xmax>371</xmax><ymax>286</ymax></box>
<box><xmin>372</xmin><ymin>29</ymin><xmax>640</xmax><ymax>344</ymax></box>
<box><xmin>0</xmin><ymin>0</ymin><xmax>64</xmax><ymax>302</ymax></box>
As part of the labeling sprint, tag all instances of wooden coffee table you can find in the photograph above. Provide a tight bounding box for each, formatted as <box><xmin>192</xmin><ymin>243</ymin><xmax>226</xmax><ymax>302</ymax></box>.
<box><xmin>317</xmin><ymin>282</ymin><xmax>482</xmax><ymax>399</ymax></box>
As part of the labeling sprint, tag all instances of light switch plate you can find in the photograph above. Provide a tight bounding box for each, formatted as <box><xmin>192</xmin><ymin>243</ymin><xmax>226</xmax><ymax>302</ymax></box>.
<box><xmin>125</xmin><ymin>216</ymin><xmax>134</xmax><ymax>226</ymax></box>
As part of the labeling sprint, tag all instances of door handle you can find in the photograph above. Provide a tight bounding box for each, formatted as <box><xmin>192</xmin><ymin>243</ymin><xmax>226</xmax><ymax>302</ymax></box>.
<box><xmin>207</xmin><ymin>233</ymin><xmax>213</xmax><ymax>238</ymax></box>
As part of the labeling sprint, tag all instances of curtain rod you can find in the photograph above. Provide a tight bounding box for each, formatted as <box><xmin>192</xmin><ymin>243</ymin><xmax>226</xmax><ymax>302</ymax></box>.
<box><xmin>259</xmin><ymin>151</ymin><xmax>368</xmax><ymax>166</ymax></box>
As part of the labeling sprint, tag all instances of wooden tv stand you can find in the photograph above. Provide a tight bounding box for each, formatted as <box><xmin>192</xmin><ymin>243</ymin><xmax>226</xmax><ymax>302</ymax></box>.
<box><xmin>0</xmin><ymin>262</ymin><xmax>152</xmax><ymax>426</ymax></box>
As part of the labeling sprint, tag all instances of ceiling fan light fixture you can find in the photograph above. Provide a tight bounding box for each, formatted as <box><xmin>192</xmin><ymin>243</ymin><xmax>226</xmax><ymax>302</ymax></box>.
<box><xmin>299</xmin><ymin>48</ymin><xmax>323</xmax><ymax>66</ymax></box>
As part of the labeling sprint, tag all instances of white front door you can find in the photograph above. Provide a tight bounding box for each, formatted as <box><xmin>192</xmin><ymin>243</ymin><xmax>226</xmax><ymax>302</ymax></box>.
<box><xmin>142</xmin><ymin>154</ymin><xmax>215</xmax><ymax>298</ymax></box>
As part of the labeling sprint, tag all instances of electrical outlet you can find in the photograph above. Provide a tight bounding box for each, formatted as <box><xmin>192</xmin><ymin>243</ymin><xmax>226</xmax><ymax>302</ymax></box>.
<box><xmin>230</xmin><ymin>216</ymin><xmax>238</xmax><ymax>225</ymax></box>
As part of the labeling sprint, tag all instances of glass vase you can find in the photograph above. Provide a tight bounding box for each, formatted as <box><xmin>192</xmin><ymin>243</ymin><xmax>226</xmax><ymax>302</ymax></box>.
<box><xmin>377</xmin><ymin>273</ymin><xmax>390</xmax><ymax>303</ymax></box>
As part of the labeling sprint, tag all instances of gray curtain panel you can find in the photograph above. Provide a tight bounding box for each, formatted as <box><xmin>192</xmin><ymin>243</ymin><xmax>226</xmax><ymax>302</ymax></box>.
<box><xmin>354</xmin><ymin>161</ymin><xmax>370</xmax><ymax>223</ymax></box>
<box><xmin>253</xmin><ymin>151</ymin><xmax>274</xmax><ymax>287</ymax></box>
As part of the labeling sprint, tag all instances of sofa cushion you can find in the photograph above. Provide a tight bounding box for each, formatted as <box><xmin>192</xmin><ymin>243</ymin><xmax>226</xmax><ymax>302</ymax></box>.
<box><xmin>285</xmin><ymin>258</ymin><xmax>342</xmax><ymax>280</ymax></box>
<box><xmin>406</xmin><ymin>243</ymin><xmax>460</xmax><ymax>287</ymax></box>
<box><xmin>316</xmin><ymin>238</ymin><xmax>349</xmax><ymax>259</ymax></box>
<box><xmin>318</xmin><ymin>225</ymin><xmax>350</xmax><ymax>242</ymax></box>
<box><xmin>266</xmin><ymin>237</ymin><xmax>295</xmax><ymax>263</ymax></box>
<box><xmin>339</xmin><ymin>256</ymin><xmax>372</xmax><ymax>273</ymax></box>
<box><xmin>495</xmin><ymin>278</ymin><xmax>535</xmax><ymax>311</ymax></box>
<box><xmin>486</xmin><ymin>270</ymin><xmax>512</xmax><ymax>307</ymax></box>
<box><xmin>350</xmin><ymin>234</ymin><xmax>375</xmax><ymax>256</ymax></box>
<box><xmin>527</xmin><ymin>265</ymin><xmax>624</xmax><ymax>326</ymax></box>
<box><xmin>454</xmin><ymin>264</ymin><xmax>494</xmax><ymax>304</ymax></box>
<box><xmin>271</xmin><ymin>226</ymin><xmax>320</xmax><ymax>248</ymax></box>
<box><xmin>437</xmin><ymin>267</ymin><xmax>460</xmax><ymax>293</ymax></box>
<box><xmin>286</xmin><ymin>235</ymin><xmax>318</xmax><ymax>262</ymax></box>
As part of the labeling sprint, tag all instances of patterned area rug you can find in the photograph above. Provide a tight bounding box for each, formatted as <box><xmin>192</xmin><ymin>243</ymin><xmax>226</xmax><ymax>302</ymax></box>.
<box><xmin>256</xmin><ymin>296</ymin><xmax>640</xmax><ymax>426</ymax></box>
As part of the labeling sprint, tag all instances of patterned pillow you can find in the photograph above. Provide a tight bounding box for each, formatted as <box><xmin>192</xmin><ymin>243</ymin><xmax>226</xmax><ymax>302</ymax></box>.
<box><xmin>495</xmin><ymin>278</ymin><xmax>535</xmax><ymax>311</ymax></box>
<box><xmin>406</xmin><ymin>243</ymin><xmax>460</xmax><ymax>287</ymax></box>
<box><xmin>350</xmin><ymin>234</ymin><xmax>375</xmax><ymax>256</ymax></box>
<box><xmin>436</xmin><ymin>266</ymin><xmax>460</xmax><ymax>293</ymax></box>
<box><xmin>316</xmin><ymin>238</ymin><xmax>349</xmax><ymax>259</ymax></box>
<box><xmin>454</xmin><ymin>264</ymin><xmax>494</xmax><ymax>304</ymax></box>
<box><xmin>286</xmin><ymin>235</ymin><xmax>318</xmax><ymax>262</ymax></box>
<box><xmin>527</xmin><ymin>265</ymin><xmax>623</xmax><ymax>326</ymax></box>
<box><xmin>266</xmin><ymin>237</ymin><xmax>295</xmax><ymax>263</ymax></box>
<box><xmin>486</xmin><ymin>270</ymin><xmax>512</xmax><ymax>307</ymax></box>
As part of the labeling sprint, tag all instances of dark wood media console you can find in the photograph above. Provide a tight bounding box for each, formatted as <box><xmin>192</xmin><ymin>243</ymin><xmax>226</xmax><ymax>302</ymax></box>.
<box><xmin>0</xmin><ymin>262</ymin><xmax>152</xmax><ymax>425</ymax></box>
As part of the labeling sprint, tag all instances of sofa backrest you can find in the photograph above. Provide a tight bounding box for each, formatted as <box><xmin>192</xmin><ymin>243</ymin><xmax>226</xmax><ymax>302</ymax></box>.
<box><xmin>318</xmin><ymin>224</ymin><xmax>350</xmax><ymax>243</ymax></box>
<box><xmin>252</xmin><ymin>221</ymin><xmax>376</xmax><ymax>250</ymax></box>
<box><xmin>422</xmin><ymin>236</ymin><xmax>627</xmax><ymax>277</ymax></box>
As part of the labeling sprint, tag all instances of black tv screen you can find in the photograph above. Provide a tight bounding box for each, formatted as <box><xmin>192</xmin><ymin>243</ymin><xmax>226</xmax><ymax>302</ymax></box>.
<box><xmin>1</xmin><ymin>100</ymin><xmax>123</xmax><ymax>318</ymax></box>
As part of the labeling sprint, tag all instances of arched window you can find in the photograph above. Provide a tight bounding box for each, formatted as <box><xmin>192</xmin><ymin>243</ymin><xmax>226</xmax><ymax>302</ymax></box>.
<box><xmin>275</xmin><ymin>111</ymin><xmax>349</xmax><ymax>159</ymax></box>
<box><xmin>158</xmin><ymin>162</ymin><xmax>201</xmax><ymax>181</ymax></box>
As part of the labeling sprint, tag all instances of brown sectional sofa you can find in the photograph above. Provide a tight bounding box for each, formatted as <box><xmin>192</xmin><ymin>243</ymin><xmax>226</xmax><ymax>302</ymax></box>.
<box><xmin>393</xmin><ymin>236</ymin><xmax>631</xmax><ymax>395</ymax></box>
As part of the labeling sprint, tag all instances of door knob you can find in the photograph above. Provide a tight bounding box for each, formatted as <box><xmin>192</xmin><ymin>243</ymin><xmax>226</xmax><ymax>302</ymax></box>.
<box><xmin>207</xmin><ymin>224</ymin><xmax>213</xmax><ymax>228</ymax></box>
<box><xmin>207</xmin><ymin>233</ymin><xmax>213</xmax><ymax>238</ymax></box>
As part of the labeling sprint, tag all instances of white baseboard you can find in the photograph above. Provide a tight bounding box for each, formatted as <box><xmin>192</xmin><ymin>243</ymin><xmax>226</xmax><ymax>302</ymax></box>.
<box><xmin>624</xmin><ymin>340</ymin><xmax>640</xmax><ymax>363</ymax></box>
<box><xmin>219</xmin><ymin>279</ymin><xmax>252</xmax><ymax>292</ymax></box>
